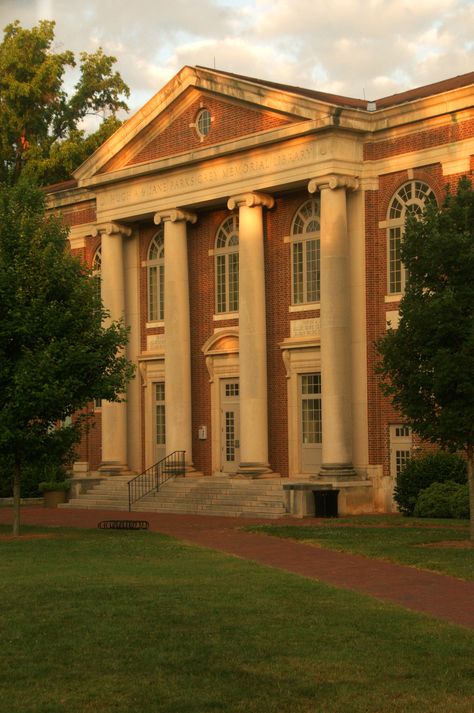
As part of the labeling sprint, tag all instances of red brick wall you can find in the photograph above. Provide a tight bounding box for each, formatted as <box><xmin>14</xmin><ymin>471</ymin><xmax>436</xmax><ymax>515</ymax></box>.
<box><xmin>364</xmin><ymin>117</ymin><xmax>474</xmax><ymax>161</ymax></box>
<box><xmin>102</xmin><ymin>90</ymin><xmax>295</xmax><ymax>172</ymax></box>
<box><xmin>136</xmin><ymin>191</ymin><xmax>318</xmax><ymax>477</ymax></box>
<box><xmin>188</xmin><ymin>210</ymin><xmax>223</xmax><ymax>475</ymax></box>
<box><xmin>365</xmin><ymin>160</ymin><xmax>471</xmax><ymax>475</ymax></box>
<box><xmin>57</xmin><ymin>201</ymin><xmax>96</xmax><ymax>227</ymax></box>
<box><xmin>265</xmin><ymin>192</ymin><xmax>321</xmax><ymax>476</ymax></box>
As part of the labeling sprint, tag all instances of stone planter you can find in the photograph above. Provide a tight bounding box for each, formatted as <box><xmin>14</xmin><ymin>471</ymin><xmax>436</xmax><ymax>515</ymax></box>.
<box><xmin>43</xmin><ymin>490</ymin><xmax>67</xmax><ymax>508</ymax></box>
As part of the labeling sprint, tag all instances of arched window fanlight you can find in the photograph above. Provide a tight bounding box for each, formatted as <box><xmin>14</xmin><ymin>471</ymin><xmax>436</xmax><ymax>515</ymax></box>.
<box><xmin>215</xmin><ymin>215</ymin><xmax>239</xmax><ymax>313</ymax></box>
<box><xmin>386</xmin><ymin>181</ymin><xmax>436</xmax><ymax>294</ymax></box>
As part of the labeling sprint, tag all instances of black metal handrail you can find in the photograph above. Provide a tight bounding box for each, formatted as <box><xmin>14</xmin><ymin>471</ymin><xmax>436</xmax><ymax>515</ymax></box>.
<box><xmin>128</xmin><ymin>450</ymin><xmax>185</xmax><ymax>511</ymax></box>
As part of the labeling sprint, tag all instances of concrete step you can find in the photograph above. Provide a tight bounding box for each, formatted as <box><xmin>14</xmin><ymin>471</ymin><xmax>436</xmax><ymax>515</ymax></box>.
<box><xmin>63</xmin><ymin>475</ymin><xmax>290</xmax><ymax>518</ymax></box>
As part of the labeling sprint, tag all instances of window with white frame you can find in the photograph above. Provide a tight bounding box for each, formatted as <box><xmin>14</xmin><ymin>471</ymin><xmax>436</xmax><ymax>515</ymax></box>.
<box><xmin>300</xmin><ymin>373</ymin><xmax>322</xmax><ymax>444</ymax></box>
<box><xmin>290</xmin><ymin>199</ymin><xmax>320</xmax><ymax>305</ymax></box>
<box><xmin>147</xmin><ymin>227</ymin><xmax>164</xmax><ymax>322</ymax></box>
<box><xmin>215</xmin><ymin>215</ymin><xmax>239</xmax><ymax>314</ymax></box>
<box><xmin>154</xmin><ymin>382</ymin><xmax>166</xmax><ymax>448</ymax></box>
<box><xmin>92</xmin><ymin>245</ymin><xmax>101</xmax><ymax>302</ymax></box>
<box><xmin>196</xmin><ymin>109</ymin><xmax>212</xmax><ymax>139</ymax></box>
<box><xmin>387</xmin><ymin>181</ymin><xmax>436</xmax><ymax>294</ymax></box>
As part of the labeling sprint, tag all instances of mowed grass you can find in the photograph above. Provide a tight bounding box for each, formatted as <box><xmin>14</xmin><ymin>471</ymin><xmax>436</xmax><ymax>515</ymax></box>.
<box><xmin>1</xmin><ymin>526</ymin><xmax>473</xmax><ymax>713</ymax></box>
<box><xmin>248</xmin><ymin>515</ymin><xmax>473</xmax><ymax>581</ymax></box>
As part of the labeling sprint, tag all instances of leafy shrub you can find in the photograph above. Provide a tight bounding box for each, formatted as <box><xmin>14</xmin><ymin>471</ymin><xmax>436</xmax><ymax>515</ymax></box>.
<box><xmin>38</xmin><ymin>479</ymin><xmax>71</xmax><ymax>493</ymax></box>
<box><xmin>394</xmin><ymin>451</ymin><xmax>466</xmax><ymax>516</ymax></box>
<box><xmin>414</xmin><ymin>481</ymin><xmax>470</xmax><ymax>519</ymax></box>
<box><xmin>450</xmin><ymin>484</ymin><xmax>470</xmax><ymax>519</ymax></box>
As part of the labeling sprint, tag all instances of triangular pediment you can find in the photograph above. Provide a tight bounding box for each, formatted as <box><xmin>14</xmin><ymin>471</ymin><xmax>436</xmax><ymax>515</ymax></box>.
<box><xmin>74</xmin><ymin>66</ymin><xmax>331</xmax><ymax>184</ymax></box>
<box><xmin>98</xmin><ymin>87</ymin><xmax>297</xmax><ymax>174</ymax></box>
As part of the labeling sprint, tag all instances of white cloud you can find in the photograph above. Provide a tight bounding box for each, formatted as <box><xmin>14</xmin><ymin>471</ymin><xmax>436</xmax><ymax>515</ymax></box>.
<box><xmin>1</xmin><ymin>0</ymin><xmax>473</xmax><ymax>111</ymax></box>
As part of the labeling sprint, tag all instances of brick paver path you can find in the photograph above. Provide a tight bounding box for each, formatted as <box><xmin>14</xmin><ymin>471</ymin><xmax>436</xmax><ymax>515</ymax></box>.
<box><xmin>2</xmin><ymin>506</ymin><xmax>474</xmax><ymax>630</ymax></box>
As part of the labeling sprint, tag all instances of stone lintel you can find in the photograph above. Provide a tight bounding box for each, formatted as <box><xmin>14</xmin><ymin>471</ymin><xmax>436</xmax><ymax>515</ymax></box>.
<box><xmin>308</xmin><ymin>174</ymin><xmax>359</xmax><ymax>194</ymax></box>
<box><xmin>227</xmin><ymin>192</ymin><xmax>275</xmax><ymax>211</ymax></box>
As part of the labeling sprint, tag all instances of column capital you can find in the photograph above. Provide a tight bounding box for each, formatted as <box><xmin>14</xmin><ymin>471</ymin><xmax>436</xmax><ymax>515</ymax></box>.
<box><xmin>154</xmin><ymin>209</ymin><xmax>197</xmax><ymax>226</ymax></box>
<box><xmin>227</xmin><ymin>192</ymin><xmax>274</xmax><ymax>211</ymax></box>
<box><xmin>92</xmin><ymin>222</ymin><xmax>132</xmax><ymax>238</ymax></box>
<box><xmin>308</xmin><ymin>174</ymin><xmax>359</xmax><ymax>194</ymax></box>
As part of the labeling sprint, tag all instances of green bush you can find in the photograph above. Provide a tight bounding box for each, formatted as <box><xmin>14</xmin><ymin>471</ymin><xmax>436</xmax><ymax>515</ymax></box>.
<box><xmin>450</xmin><ymin>484</ymin><xmax>470</xmax><ymax>519</ymax></box>
<box><xmin>394</xmin><ymin>451</ymin><xmax>466</xmax><ymax>515</ymax></box>
<box><xmin>414</xmin><ymin>481</ymin><xmax>470</xmax><ymax>519</ymax></box>
<box><xmin>38</xmin><ymin>479</ymin><xmax>71</xmax><ymax>493</ymax></box>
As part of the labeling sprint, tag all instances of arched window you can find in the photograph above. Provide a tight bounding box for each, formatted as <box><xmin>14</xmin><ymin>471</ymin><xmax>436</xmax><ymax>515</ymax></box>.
<box><xmin>290</xmin><ymin>199</ymin><xmax>320</xmax><ymax>305</ymax></box>
<box><xmin>92</xmin><ymin>245</ymin><xmax>101</xmax><ymax>301</ymax></box>
<box><xmin>215</xmin><ymin>215</ymin><xmax>239</xmax><ymax>313</ymax></box>
<box><xmin>387</xmin><ymin>180</ymin><xmax>436</xmax><ymax>294</ymax></box>
<box><xmin>147</xmin><ymin>227</ymin><xmax>164</xmax><ymax>321</ymax></box>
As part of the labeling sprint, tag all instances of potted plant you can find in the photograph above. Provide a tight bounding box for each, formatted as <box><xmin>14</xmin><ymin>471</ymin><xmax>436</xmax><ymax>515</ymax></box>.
<box><xmin>38</xmin><ymin>465</ymin><xmax>71</xmax><ymax>508</ymax></box>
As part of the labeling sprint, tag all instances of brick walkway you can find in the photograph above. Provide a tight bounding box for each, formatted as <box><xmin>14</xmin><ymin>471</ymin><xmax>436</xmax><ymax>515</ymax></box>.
<box><xmin>2</xmin><ymin>506</ymin><xmax>474</xmax><ymax>630</ymax></box>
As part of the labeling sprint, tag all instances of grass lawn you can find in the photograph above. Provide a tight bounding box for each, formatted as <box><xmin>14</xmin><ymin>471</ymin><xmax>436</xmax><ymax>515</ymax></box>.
<box><xmin>247</xmin><ymin>515</ymin><xmax>473</xmax><ymax>581</ymax></box>
<box><xmin>1</xmin><ymin>525</ymin><xmax>474</xmax><ymax>713</ymax></box>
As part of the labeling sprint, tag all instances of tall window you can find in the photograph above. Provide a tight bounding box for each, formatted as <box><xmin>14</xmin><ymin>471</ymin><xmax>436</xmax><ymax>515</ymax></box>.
<box><xmin>301</xmin><ymin>373</ymin><xmax>322</xmax><ymax>444</ymax></box>
<box><xmin>291</xmin><ymin>199</ymin><xmax>320</xmax><ymax>305</ymax></box>
<box><xmin>387</xmin><ymin>181</ymin><xmax>436</xmax><ymax>294</ymax></box>
<box><xmin>154</xmin><ymin>382</ymin><xmax>166</xmax><ymax>449</ymax></box>
<box><xmin>92</xmin><ymin>245</ymin><xmax>101</xmax><ymax>301</ymax></box>
<box><xmin>215</xmin><ymin>215</ymin><xmax>239</xmax><ymax>313</ymax></box>
<box><xmin>147</xmin><ymin>227</ymin><xmax>164</xmax><ymax>322</ymax></box>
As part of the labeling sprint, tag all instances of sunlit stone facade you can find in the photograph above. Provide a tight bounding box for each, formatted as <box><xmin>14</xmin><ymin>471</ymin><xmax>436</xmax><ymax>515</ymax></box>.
<box><xmin>49</xmin><ymin>66</ymin><xmax>474</xmax><ymax>513</ymax></box>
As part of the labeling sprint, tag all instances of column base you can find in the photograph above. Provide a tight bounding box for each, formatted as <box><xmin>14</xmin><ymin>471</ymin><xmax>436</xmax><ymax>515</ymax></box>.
<box><xmin>315</xmin><ymin>463</ymin><xmax>357</xmax><ymax>480</ymax></box>
<box><xmin>237</xmin><ymin>463</ymin><xmax>273</xmax><ymax>479</ymax></box>
<box><xmin>183</xmin><ymin>464</ymin><xmax>204</xmax><ymax>478</ymax></box>
<box><xmin>98</xmin><ymin>462</ymin><xmax>129</xmax><ymax>476</ymax></box>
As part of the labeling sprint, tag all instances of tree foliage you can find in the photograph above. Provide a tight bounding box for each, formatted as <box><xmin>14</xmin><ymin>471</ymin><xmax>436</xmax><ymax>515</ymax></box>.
<box><xmin>376</xmin><ymin>176</ymin><xmax>474</xmax><ymax>537</ymax></box>
<box><xmin>0</xmin><ymin>20</ymin><xmax>129</xmax><ymax>185</ymax></box>
<box><xmin>0</xmin><ymin>179</ymin><xmax>135</xmax><ymax>533</ymax></box>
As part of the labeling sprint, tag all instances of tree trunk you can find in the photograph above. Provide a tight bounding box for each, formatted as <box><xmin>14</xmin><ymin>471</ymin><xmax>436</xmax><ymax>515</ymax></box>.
<box><xmin>467</xmin><ymin>445</ymin><xmax>474</xmax><ymax>543</ymax></box>
<box><xmin>12</xmin><ymin>459</ymin><xmax>21</xmax><ymax>537</ymax></box>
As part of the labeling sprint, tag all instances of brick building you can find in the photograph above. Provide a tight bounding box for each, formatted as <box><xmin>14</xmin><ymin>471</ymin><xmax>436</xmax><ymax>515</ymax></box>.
<box><xmin>49</xmin><ymin>66</ymin><xmax>474</xmax><ymax>515</ymax></box>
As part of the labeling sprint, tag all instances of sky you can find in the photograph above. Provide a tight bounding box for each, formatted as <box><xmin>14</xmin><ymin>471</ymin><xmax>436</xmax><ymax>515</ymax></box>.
<box><xmin>1</xmin><ymin>0</ymin><xmax>473</xmax><ymax>118</ymax></box>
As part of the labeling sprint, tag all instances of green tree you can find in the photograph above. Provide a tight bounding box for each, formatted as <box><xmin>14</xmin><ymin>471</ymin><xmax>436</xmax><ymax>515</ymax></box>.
<box><xmin>0</xmin><ymin>19</ymin><xmax>129</xmax><ymax>185</ymax></box>
<box><xmin>377</xmin><ymin>176</ymin><xmax>474</xmax><ymax>539</ymax></box>
<box><xmin>0</xmin><ymin>179</ymin><xmax>135</xmax><ymax>535</ymax></box>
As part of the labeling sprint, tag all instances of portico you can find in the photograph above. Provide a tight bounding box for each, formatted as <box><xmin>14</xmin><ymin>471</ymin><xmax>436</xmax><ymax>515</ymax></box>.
<box><xmin>92</xmin><ymin>167</ymin><xmax>362</xmax><ymax>489</ymax></box>
<box><xmin>49</xmin><ymin>64</ymin><xmax>474</xmax><ymax>515</ymax></box>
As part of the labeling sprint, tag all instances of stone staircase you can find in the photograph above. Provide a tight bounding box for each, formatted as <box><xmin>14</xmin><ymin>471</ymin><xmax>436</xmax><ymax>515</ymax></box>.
<box><xmin>61</xmin><ymin>475</ymin><xmax>290</xmax><ymax>519</ymax></box>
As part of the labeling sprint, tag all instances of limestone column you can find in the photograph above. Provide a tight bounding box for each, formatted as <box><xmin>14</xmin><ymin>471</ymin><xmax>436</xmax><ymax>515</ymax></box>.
<box><xmin>308</xmin><ymin>175</ymin><xmax>358</xmax><ymax>477</ymax></box>
<box><xmin>154</xmin><ymin>209</ymin><xmax>196</xmax><ymax>468</ymax></box>
<box><xmin>95</xmin><ymin>222</ymin><xmax>131</xmax><ymax>474</ymax></box>
<box><xmin>227</xmin><ymin>192</ymin><xmax>274</xmax><ymax>475</ymax></box>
